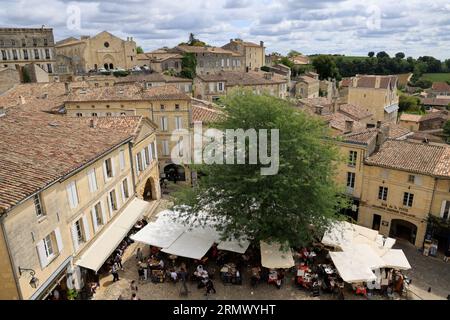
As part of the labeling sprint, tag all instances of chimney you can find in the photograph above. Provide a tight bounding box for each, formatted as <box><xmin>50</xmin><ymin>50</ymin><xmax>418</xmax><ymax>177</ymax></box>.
<box><xmin>89</xmin><ymin>118</ymin><xmax>98</xmax><ymax>128</ymax></box>
<box><xmin>260</xmin><ymin>41</ymin><xmax>264</xmax><ymax>47</ymax></box>
<box><xmin>376</xmin><ymin>120</ymin><xmax>382</xmax><ymax>128</ymax></box>
<box><xmin>19</xmin><ymin>95</ymin><xmax>26</xmax><ymax>105</ymax></box>
<box><xmin>344</xmin><ymin>120</ymin><xmax>354</xmax><ymax>133</ymax></box>
<box><xmin>230</xmin><ymin>39</ymin><xmax>233</xmax><ymax>43</ymax></box>
<box><xmin>376</xmin><ymin>123</ymin><xmax>390</xmax><ymax>149</ymax></box>
<box><xmin>64</xmin><ymin>82</ymin><xmax>70</xmax><ymax>95</ymax></box>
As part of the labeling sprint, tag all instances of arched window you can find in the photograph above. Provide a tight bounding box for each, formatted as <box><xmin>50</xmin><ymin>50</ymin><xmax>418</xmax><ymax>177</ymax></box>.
<box><xmin>109</xmin><ymin>63</ymin><xmax>114</xmax><ymax>70</ymax></box>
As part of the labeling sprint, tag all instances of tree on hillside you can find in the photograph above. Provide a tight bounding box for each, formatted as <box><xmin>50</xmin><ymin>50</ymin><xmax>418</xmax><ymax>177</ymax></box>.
<box><xmin>287</xmin><ymin>50</ymin><xmax>302</xmax><ymax>58</ymax></box>
<box><xmin>395</xmin><ymin>52</ymin><xmax>405</xmax><ymax>59</ymax></box>
<box><xmin>172</xmin><ymin>90</ymin><xmax>348</xmax><ymax>247</ymax></box>
<box><xmin>368</xmin><ymin>51</ymin><xmax>375</xmax><ymax>58</ymax></box>
<box><xmin>376</xmin><ymin>51</ymin><xmax>390</xmax><ymax>59</ymax></box>
<box><xmin>312</xmin><ymin>55</ymin><xmax>340</xmax><ymax>80</ymax></box>
<box><xmin>136</xmin><ymin>46</ymin><xmax>144</xmax><ymax>54</ymax></box>
<box><xmin>279</xmin><ymin>57</ymin><xmax>294</xmax><ymax>69</ymax></box>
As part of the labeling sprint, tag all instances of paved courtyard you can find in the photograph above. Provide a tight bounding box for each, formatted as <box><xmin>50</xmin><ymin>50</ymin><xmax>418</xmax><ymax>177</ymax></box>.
<box><xmin>394</xmin><ymin>240</ymin><xmax>450</xmax><ymax>300</ymax></box>
<box><xmin>92</xmin><ymin>195</ymin><xmax>449</xmax><ymax>301</ymax></box>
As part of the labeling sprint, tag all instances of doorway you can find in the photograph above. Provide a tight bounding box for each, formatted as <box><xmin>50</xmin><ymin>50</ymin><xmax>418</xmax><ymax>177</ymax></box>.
<box><xmin>372</xmin><ymin>214</ymin><xmax>381</xmax><ymax>231</ymax></box>
<box><xmin>390</xmin><ymin>219</ymin><xmax>418</xmax><ymax>245</ymax></box>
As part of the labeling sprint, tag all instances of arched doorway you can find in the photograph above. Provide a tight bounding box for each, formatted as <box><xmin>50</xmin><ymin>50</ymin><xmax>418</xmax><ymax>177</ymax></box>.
<box><xmin>390</xmin><ymin>219</ymin><xmax>418</xmax><ymax>245</ymax></box>
<box><xmin>109</xmin><ymin>63</ymin><xmax>114</xmax><ymax>70</ymax></box>
<box><xmin>164</xmin><ymin>164</ymin><xmax>186</xmax><ymax>183</ymax></box>
<box><xmin>104</xmin><ymin>63</ymin><xmax>108</xmax><ymax>70</ymax></box>
<box><xmin>142</xmin><ymin>178</ymin><xmax>156</xmax><ymax>201</ymax></box>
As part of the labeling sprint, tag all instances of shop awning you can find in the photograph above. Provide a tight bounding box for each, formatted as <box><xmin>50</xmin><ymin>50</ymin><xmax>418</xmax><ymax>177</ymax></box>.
<box><xmin>260</xmin><ymin>241</ymin><xmax>295</xmax><ymax>269</ymax></box>
<box><xmin>217</xmin><ymin>237</ymin><xmax>251</xmax><ymax>254</ymax></box>
<box><xmin>75</xmin><ymin>197</ymin><xmax>151</xmax><ymax>272</ymax></box>
<box><xmin>130</xmin><ymin>210</ymin><xmax>185</xmax><ymax>248</ymax></box>
<box><xmin>381</xmin><ymin>249</ymin><xmax>411</xmax><ymax>270</ymax></box>
<box><xmin>162</xmin><ymin>232</ymin><xmax>215</xmax><ymax>260</ymax></box>
<box><xmin>329</xmin><ymin>251</ymin><xmax>377</xmax><ymax>283</ymax></box>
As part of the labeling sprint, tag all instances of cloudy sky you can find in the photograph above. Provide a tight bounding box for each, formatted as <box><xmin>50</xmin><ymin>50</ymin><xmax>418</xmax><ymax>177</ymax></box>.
<box><xmin>1</xmin><ymin>0</ymin><xmax>449</xmax><ymax>59</ymax></box>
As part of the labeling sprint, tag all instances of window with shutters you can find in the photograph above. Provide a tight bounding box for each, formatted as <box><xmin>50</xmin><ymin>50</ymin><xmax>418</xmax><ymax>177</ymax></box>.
<box><xmin>43</xmin><ymin>234</ymin><xmax>54</xmax><ymax>257</ymax></box>
<box><xmin>218</xmin><ymin>82</ymin><xmax>224</xmax><ymax>92</ymax></box>
<box><xmin>34</xmin><ymin>49</ymin><xmax>39</xmax><ymax>59</ymax></box>
<box><xmin>34</xmin><ymin>193</ymin><xmax>45</xmax><ymax>217</ymax></box>
<box><xmin>105</xmin><ymin>158</ymin><xmax>113</xmax><ymax>178</ymax></box>
<box><xmin>12</xmin><ymin>49</ymin><xmax>18</xmax><ymax>60</ymax></box>
<box><xmin>346</xmin><ymin>172</ymin><xmax>355</xmax><ymax>188</ymax></box>
<box><xmin>162</xmin><ymin>140</ymin><xmax>169</xmax><ymax>156</ymax></box>
<box><xmin>348</xmin><ymin>151</ymin><xmax>357</xmax><ymax>167</ymax></box>
<box><xmin>87</xmin><ymin>168</ymin><xmax>98</xmax><ymax>192</ymax></box>
<box><xmin>175</xmin><ymin>116</ymin><xmax>183</xmax><ymax>130</ymax></box>
<box><xmin>151</xmin><ymin>142</ymin><xmax>157</xmax><ymax>160</ymax></box>
<box><xmin>160</xmin><ymin>116</ymin><xmax>168</xmax><ymax>131</ymax></box>
<box><xmin>67</xmin><ymin>181</ymin><xmax>79</xmax><ymax>208</ymax></box>
<box><xmin>441</xmin><ymin>201</ymin><xmax>450</xmax><ymax>220</ymax></box>
<box><xmin>122</xmin><ymin>179</ymin><xmax>129</xmax><ymax>199</ymax></box>
<box><xmin>94</xmin><ymin>202</ymin><xmax>104</xmax><ymax>227</ymax></box>
<box><xmin>144</xmin><ymin>147</ymin><xmax>150</xmax><ymax>165</ymax></box>
<box><xmin>137</xmin><ymin>152</ymin><xmax>143</xmax><ymax>171</ymax></box>
<box><xmin>75</xmin><ymin>219</ymin><xmax>85</xmax><ymax>243</ymax></box>
<box><xmin>109</xmin><ymin>189</ymin><xmax>118</xmax><ymax>211</ymax></box>
<box><xmin>45</xmin><ymin>48</ymin><xmax>50</xmax><ymax>59</ymax></box>
<box><xmin>408</xmin><ymin>175</ymin><xmax>415</xmax><ymax>184</ymax></box>
<box><xmin>403</xmin><ymin>192</ymin><xmax>414</xmax><ymax>207</ymax></box>
<box><xmin>378</xmin><ymin>186</ymin><xmax>388</xmax><ymax>201</ymax></box>
<box><xmin>23</xmin><ymin>49</ymin><xmax>28</xmax><ymax>60</ymax></box>
<box><xmin>119</xmin><ymin>150</ymin><xmax>125</xmax><ymax>170</ymax></box>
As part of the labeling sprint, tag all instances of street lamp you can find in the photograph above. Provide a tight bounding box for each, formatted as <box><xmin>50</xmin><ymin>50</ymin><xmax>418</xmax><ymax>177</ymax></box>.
<box><xmin>18</xmin><ymin>267</ymin><xmax>39</xmax><ymax>289</ymax></box>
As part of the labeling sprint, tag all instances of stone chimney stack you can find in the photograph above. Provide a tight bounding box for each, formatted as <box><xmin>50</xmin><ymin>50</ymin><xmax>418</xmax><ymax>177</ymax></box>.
<box><xmin>260</xmin><ymin>41</ymin><xmax>264</xmax><ymax>47</ymax></box>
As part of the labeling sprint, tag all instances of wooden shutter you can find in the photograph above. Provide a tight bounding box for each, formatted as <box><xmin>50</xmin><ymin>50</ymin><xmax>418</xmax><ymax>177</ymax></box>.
<box><xmin>54</xmin><ymin>227</ymin><xmax>64</xmax><ymax>253</ymax></box>
<box><xmin>135</xmin><ymin>154</ymin><xmax>140</xmax><ymax>172</ymax></box>
<box><xmin>111</xmin><ymin>157</ymin><xmax>116</xmax><ymax>177</ymax></box>
<box><xmin>153</xmin><ymin>141</ymin><xmax>158</xmax><ymax>159</ymax></box>
<box><xmin>148</xmin><ymin>144</ymin><xmax>153</xmax><ymax>162</ymax></box>
<box><xmin>119</xmin><ymin>150</ymin><xmax>125</xmax><ymax>170</ymax></box>
<box><xmin>91</xmin><ymin>208</ymin><xmax>98</xmax><ymax>233</ymax></box>
<box><xmin>66</xmin><ymin>182</ymin><xmax>78</xmax><ymax>209</ymax></box>
<box><xmin>441</xmin><ymin>200</ymin><xmax>448</xmax><ymax>218</ymax></box>
<box><xmin>82</xmin><ymin>214</ymin><xmax>91</xmax><ymax>241</ymax></box>
<box><xmin>107</xmin><ymin>193</ymin><xmax>113</xmax><ymax>217</ymax></box>
<box><xmin>102</xmin><ymin>160</ymin><xmax>108</xmax><ymax>182</ymax></box>
<box><xmin>36</xmin><ymin>240</ymin><xmax>48</xmax><ymax>268</ymax></box>
<box><xmin>100</xmin><ymin>200</ymin><xmax>108</xmax><ymax>225</ymax></box>
<box><xmin>141</xmin><ymin>150</ymin><xmax>146</xmax><ymax>170</ymax></box>
<box><xmin>87</xmin><ymin>169</ymin><xmax>97</xmax><ymax>192</ymax></box>
<box><xmin>71</xmin><ymin>223</ymin><xmax>79</xmax><ymax>252</ymax></box>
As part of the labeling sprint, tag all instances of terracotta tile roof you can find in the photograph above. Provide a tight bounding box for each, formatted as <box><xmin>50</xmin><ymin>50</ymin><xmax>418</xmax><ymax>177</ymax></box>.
<box><xmin>365</xmin><ymin>140</ymin><xmax>450</xmax><ymax>177</ymax></box>
<box><xmin>340</xmin><ymin>78</ymin><xmax>352</xmax><ymax>87</ymax></box>
<box><xmin>0</xmin><ymin>103</ymin><xmax>143</xmax><ymax>212</ymax></box>
<box><xmin>150</xmin><ymin>53</ymin><xmax>183</xmax><ymax>62</ymax></box>
<box><xmin>407</xmin><ymin>132</ymin><xmax>446</xmax><ymax>144</ymax></box>
<box><xmin>431</xmin><ymin>82</ymin><xmax>450</xmax><ymax>92</ymax></box>
<box><xmin>338</xmin><ymin>104</ymin><xmax>373</xmax><ymax>120</ymax></box>
<box><xmin>399</xmin><ymin>113</ymin><xmax>422</xmax><ymax>122</ymax></box>
<box><xmin>115</xmin><ymin>73</ymin><xmax>192</xmax><ymax>84</ymax></box>
<box><xmin>387</xmin><ymin>124</ymin><xmax>411</xmax><ymax>139</ymax></box>
<box><xmin>421</xmin><ymin>97</ymin><xmax>450</xmax><ymax>106</ymax></box>
<box><xmin>342</xmin><ymin>128</ymin><xmax>378</xmax><ymax>145</ymax></box>
<box><xmin>176</xmin><ymin>45</ymin><xmax>241</xmax><ymax>56</ymax></box>
<box><xmin>298</xmin><ymin>76</ymin><xmax>319</xmax><ymax>84</ymax></box>
<box><xmin>420</xmin><ymin>110</ymin><xmax>448</xmax><ymax>122</ymax></box>
<box><xmin>353</xmin><ymin>75</ymin><xmax>398</xmax><ymax>89</ymax></box>
<box><xmin>192</xmin><ymin>104</ymin><xmax>224</xmax><ymax>124</ymax></box>
<box><xmin>66</xmin><ymin>84</ymin><xmax>190</xmax><ymax>102</ymax></box>
<box><xmin>323</xmin><ymin>112</ymin><xmax>366</xmax><ymax>134</ymax></box>
<box><xmin>290</xmin><ymin>55</ymin><xmax>310</xmax><ymax>65</ymax></box>
<box><xmin>197</xmin><ymin>71</ymin><xmax>287</xmax><ymax>86</ymax></box>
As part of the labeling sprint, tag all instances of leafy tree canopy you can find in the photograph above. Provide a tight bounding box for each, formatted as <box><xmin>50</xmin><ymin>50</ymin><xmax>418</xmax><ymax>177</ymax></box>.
<box><xmin>180</xmin><ymin>53</ymin><xmax>197</xmax><ymax>79</ymax></box>
<box><xmin>136</xmin><ymin>46</ymin><xmax>144</xmax><ymax>54</ymax></box>
<box><xmin>312</xmin><ymin>55</ymin><xmax>341</xmax><ymax>80</ymax></box>
<box><xmin>287</xmin><ymin>50</ymin><xmax>302</xmax><ymax>58</ymax></box>
<box><xmin>172</xmin><ymin>90</ymin><xmax>347</xmax><ymax>247</ymax></box>
<box><xmin>368</xmin><ymin>51</ymin><xmax>375</xmax><ymax>58</ymax></box>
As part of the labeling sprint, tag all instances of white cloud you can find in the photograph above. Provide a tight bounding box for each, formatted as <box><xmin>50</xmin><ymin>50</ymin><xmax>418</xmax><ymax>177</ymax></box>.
<box><xmin>0</xmin><ymin>0</ymin><xmax>448</xmax><ymax>59</ymax></box>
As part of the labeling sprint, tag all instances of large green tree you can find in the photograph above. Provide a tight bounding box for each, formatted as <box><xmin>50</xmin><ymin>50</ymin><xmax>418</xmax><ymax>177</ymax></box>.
<box><xmin>312</xmin><ymin>55</ymin><xmax>340</xmax><ymax>80</ymax></box>
<box><xmin>180</xmin><ymin>53</ymin><xmax>197</xmax><ymax>79</ymax></box>
<box><xmin>173</xmin><ymin>90</ymin><xmax>347</xmax><ymax>247</ymax></box>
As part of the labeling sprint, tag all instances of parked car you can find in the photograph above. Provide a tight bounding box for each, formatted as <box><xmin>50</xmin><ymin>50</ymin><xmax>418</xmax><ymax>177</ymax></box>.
<box><xmin>98</xmin><ymin>68</ymin><xmax>108</xmax><ymax>73</ymax></box>
<box><xmin>141</xmin><ymin>65</ymin><xmax>150</xmax><ymax>71</ymax></box>
<box><xmin>131</xmin><ymin>65</ymin><xmax>142</xmax><ymax>72</ymax></box>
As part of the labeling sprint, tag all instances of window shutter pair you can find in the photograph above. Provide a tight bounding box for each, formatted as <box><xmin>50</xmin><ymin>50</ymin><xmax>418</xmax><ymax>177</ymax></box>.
<box><xmin>141</xmin><ymin>150</ymin><xmax>147</xmax><ymax>170</ymax></box>
<box><xmin>37</xmin><ymin>228</ymin><xmax>63</xmax><ymax>268</ymax></box>
<box><xmin>119</xmin><ymin>150</ymin><xmax>125</xmax><ymax>170</ymax></box>
<box><xmin>87</xmin><ymin>169</ymin><xmax>97</xmax><ymax>193</ymax></box>
<box><xmin>66</xmin><ymin>181</ymin><xmax>79</xmax><ymax>209</ymax></box>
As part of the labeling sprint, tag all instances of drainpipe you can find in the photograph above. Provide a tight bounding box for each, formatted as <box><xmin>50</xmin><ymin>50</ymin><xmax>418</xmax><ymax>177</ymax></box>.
<box><xmin>425</xmin><ymin>178</ymin><xmax>439</xmax><ymax>247</ymax></box>
<box><xmin>128</xmin><ymin>141</ymin><xmax>137</xmax><ymax>196</ymax></box>
<box><xmin>0</xmin><ymin>214</ymin><xmax>23</xmax><ymax>300</ymax></box>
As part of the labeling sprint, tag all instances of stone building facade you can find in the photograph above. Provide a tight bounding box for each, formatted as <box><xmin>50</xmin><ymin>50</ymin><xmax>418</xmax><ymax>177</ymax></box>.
<box><xmin>55</xmin><ymin>31</ymin><xmax>137</xmax><ymax>74</ymax></box>
<box><xmin>222</xmin><ymin>39</ymin><xmax>265</xmax><ymax>70</ymax></box>
<box><xmin>0</xmin><ymin>27</ymin><xmax>56</xmax><ymax>77</ymax></box>
<box><xmin>171</xmin><ymin>46</ymin><xmax>245</xmax><ymax>75</ymax></box>
<box><xmin>0</xmin><ymin>67</ymin><xmax>20</xmax><ymax>94</ymax></box>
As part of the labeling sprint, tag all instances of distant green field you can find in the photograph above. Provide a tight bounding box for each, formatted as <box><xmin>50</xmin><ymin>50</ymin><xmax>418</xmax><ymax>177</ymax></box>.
<box><xmin>420</xmin><ymin>73</ymin><xmax>450</xmax><ymax>82</ymax></box>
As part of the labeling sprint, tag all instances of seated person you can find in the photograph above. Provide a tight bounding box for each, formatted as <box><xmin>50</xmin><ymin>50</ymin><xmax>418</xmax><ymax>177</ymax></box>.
<box><xmin>158</xmin><ymin>259</ymin><xmax>165</xmax><ymax>269</ymax></box>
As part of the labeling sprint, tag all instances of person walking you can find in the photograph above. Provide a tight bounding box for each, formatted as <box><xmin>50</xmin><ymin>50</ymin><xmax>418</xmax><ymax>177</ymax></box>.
<box><xmin>205</xmin><ymin>279</ymin><xmax>216</xmax><ymax>296</ymax></box>
<box><xmin>111</xmin><ymin>262</ymin><xmax>120</xmax><ymax>282</ymax></box>
<box><xmin>131</xmin><ymin>293</ymin><xmax>140</xmax><ymax>300</ymax></box>
<box><xmin>136</xmin><ymin>247</ymin><xmax>144</xmax><ymax>263</ymax></box>
<box><xmin>179</xmin><ymin>267</ymin><xmax>188</xmax><ymax>296</ymax></box>
<box><xmin>130</xmin><ymin>280</ymin><xmax>138</xmax><ymax>294</ymax></box>
<box><xmin>115</xmin><ymin>252</ymin><xmax>124</xmax><ymax>270</ymax></box>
